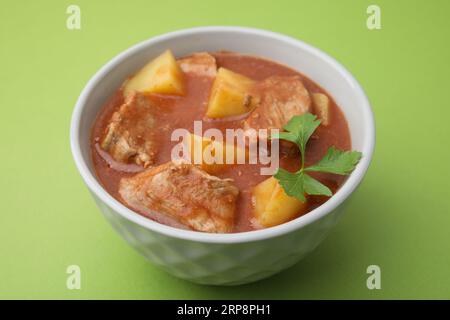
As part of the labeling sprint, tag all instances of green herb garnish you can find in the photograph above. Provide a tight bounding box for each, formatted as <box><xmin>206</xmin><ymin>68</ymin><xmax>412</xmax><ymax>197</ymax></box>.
<box><xmin>272</xmin><ymin>113</ymin><xmax>362</xmax><ymax>202</ymax></box>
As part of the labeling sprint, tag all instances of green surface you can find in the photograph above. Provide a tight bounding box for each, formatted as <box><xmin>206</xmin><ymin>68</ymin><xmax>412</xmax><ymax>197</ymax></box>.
<box><xmin>1</xmin><ymin>0</ymin><xmax>449</xmax><ymax>299</ymax></box>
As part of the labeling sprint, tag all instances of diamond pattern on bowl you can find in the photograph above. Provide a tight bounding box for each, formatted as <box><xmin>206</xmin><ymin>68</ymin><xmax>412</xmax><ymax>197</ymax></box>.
<box><xmin>93</xmin><ymin>193</ymin><xmax>344</xmax><ymax>285</ymax></box>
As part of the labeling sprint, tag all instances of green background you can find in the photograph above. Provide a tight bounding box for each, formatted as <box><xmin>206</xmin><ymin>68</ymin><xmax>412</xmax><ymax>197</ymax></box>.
<box><xmin>1</xmin><ymin>0</ymin><xmax>449</xmax><ymax>299</ymax></box>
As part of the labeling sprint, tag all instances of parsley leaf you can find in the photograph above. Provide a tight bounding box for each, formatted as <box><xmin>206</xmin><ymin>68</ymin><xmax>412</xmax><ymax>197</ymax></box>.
<box><xmin>274</xmin><ymin>169</ymin><xmax>306</xmax><ymax>202</ymax></box>
<box><xmin>274</xmin><ymin>169</ymin><xmax>333</xmax><ymax>202</ymax></box>
<box><xmin>274</xmin><ymin>113</ymin><xmax>321</xmax><ymax>167</ymax></box>
<box><xmin>303</xmin><ymin>174</ymin><xmax>332</xmax><ymax>196</ymax></box>
<box><xmin>305</xmin><ymin>147</ymin><xmax>362</xmax><ymax>175</ymax></box>
<box><xmin>272</xmin><ymin>113</ymin><xmax>362</xmax><ymax>202</ymax></box>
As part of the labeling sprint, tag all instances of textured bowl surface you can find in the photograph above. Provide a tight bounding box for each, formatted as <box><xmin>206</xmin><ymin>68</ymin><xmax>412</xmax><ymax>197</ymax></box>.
<box><xmin>71</xmin><ymin>27</ymin><xmax>375</xmax><ymax>285</ymax></box>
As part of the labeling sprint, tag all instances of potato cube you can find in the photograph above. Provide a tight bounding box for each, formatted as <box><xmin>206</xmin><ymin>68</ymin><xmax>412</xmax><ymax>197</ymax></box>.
<box><xmin>206</xmin><ymin>68</ymin><xmax>257</xmax><ymax>118</ymax></box>
<box><xmin>253</xmin><ymin>177</ymin><xmax>307</xmax><ymax>227</ymax></box>
<box><xmin>123</xmin><ymin>50</ymin><xmax>185</xmax><ymax>98</ymax></box>
<box><xmin>312</xmin><ymin>93</ymin><xmax>330</xmax><ymax>126</ymax></box>
<box><xmin>186</xmin><ymin>134</ymin><xmax>247</xmax><ymax>173</ymax></box>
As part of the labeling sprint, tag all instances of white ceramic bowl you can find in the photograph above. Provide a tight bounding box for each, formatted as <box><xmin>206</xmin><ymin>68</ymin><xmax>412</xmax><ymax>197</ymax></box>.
<box><xmin>70</xmin><ymin>26</ymin><xmax>375</xmax><ymax>285</ymax></box>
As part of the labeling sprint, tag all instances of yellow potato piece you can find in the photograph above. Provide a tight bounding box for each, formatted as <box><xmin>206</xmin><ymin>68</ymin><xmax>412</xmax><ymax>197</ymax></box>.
<box><xmin>253</xmin><ymin>177</ymin><xmax>307</xmax><ymax>228</ymax></box>
<box><xmin>123</xmin><ymin>50</ymin><xmax>185</xmax><ymax>98</ymax></box>
<box><xmin>186</xmin><ymin>134</ymin><xmax>247</xmax><ymax>173</ymax></box>
<box><xmin>206</xmin><ymin>68</ymin><xmax>257</xmax><ymax>118</ymax></box>
<box><xmin>312</xmin><ymin>93</ymin><xmax>330</xmax><ymax>126</ymax></box>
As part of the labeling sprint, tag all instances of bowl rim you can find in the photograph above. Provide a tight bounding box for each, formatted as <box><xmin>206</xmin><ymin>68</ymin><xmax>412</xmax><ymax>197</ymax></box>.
<box><xmin>70</xmin><ymin>26</ymin><xmax>375</xmax><ymax>244</ymax></box>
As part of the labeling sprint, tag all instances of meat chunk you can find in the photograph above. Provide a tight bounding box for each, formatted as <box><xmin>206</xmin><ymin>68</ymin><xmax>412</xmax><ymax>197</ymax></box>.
<box><xmin>178</xmin><ymin>52</ymin><xmax>217</xmax><ymax>78</ymax></box>
<box><xmin>243</xmin><ymin>76</ymin><xmax>311</xmax><ymax>132</ymax></box>
<box><xmin>100</xmin><ymin>93</ymin><xmax>160</xmax><ymax>167</ymax></box>
<box><xmin>119</xmin><ymin>162</ymin><xmax>239</xmax><ymax>233</ymax></box>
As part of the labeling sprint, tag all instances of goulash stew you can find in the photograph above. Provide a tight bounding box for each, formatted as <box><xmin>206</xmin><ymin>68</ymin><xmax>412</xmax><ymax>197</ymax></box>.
<box><xmin>91</xmin><ymin>50</ymin><xmax>358</xmax><ymax>233</ymax></box>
